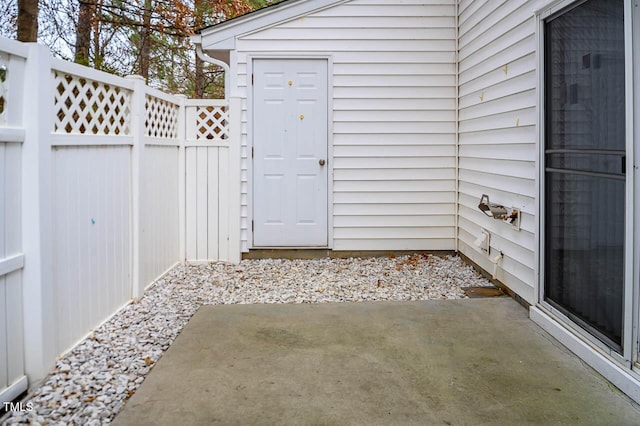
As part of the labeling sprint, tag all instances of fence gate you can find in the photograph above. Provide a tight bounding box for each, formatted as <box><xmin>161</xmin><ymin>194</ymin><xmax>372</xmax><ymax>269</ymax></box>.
<box><xmin>185</xmin><ymin>100</ymin><xmax>237</xmax><ymax>262</ymax></box>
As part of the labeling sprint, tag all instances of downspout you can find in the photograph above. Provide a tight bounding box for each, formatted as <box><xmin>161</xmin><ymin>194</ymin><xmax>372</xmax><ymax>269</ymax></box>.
<box><xmin>191</xmin><ymin>35</ymin><xmax>230</xmax><ymax>99</ymax></box>
<box><xmin>454</xmin><ymin>1</ymin><xmax>460</xmax><ymax>253</ymax></box>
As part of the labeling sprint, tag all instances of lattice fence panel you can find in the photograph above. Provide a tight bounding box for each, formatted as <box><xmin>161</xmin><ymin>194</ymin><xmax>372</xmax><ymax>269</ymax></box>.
<box><xmin>54</xmin><ymin>71</ymin><xmax>131</xmax><ymax>135</ymax></box>
<box><xmin>196</xmin><ymin>106</ymin><xmax>228</xmax><ymax>140</ymax></box>
<box><xmin>145</xmin><ymin>96</ymin><xmax>179</xmax><ymax>139</ymax></box>
<box><xmin>0</xmin><ymin>53</ymin><xmax>8</xmax><ymax>126</ymax></box>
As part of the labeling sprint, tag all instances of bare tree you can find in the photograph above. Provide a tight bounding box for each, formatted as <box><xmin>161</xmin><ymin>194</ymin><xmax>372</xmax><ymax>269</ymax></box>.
<box><xmin>17</xmin><ymin>0</ymin><xmax>38</xmax><ymax>41</ymax></box>
<box><xmin>7</xmin><ymin>0</ymin><xmax>269</xmax><ymax>97</ymax></box>
<box><xmin>75</xmin><ymin>0</ymin><xmax>97</xmax><ymax>64</ymax></box>
<box><xmin>139</xmin><ymin>0</ymin><xmax>152</xmax><ymax>80</ymax></box>
<box><xmin>194</xmin><ymin>0</ymin><xmax>204</xmax><ymax>97</ymax></box>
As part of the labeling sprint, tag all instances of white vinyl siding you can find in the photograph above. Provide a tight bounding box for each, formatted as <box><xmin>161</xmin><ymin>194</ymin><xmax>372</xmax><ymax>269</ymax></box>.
<box><xmin>234</xmin><ymin>0</ymin><xmax>457</xmax><ymax>252</ymax></box>
<box><xmin>457</xmin><ymin>0</ymin><xmax>544</xmax><ymax>304</ymax></box>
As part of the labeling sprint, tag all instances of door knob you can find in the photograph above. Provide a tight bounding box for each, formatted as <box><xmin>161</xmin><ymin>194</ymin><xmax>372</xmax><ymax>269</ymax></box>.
<box><xmin>319</xmin><ymin>159</ymin><xmax>326</xmax><ymax>166</ymax></box>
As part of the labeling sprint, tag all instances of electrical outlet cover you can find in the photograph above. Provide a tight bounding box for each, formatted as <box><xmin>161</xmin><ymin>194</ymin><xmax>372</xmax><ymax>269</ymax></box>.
<box><xmin>506</xmin><ymin>207</ymin><xmax>521</xmax><ymax>231</ymax></box>
<box><xmin>481</xmin><ymin>229</ymin><xmax>490</xmax><ymax>254</ymax></box>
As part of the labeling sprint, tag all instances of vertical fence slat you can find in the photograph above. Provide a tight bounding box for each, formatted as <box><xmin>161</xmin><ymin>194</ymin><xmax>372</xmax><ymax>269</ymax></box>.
<box><xmin>186</xmin><ymin>148</ymin><xmax>197</xmax><ymax>260</ymax></box>
<box><xmin>4</xmin><ymin>270</ymin><xmax>22</xmax><ymax>386</ymax></box>
<box><xmin>0</xmin><ymin>141</ymin><xmax>7</xmax><ymax>390</ymax></box>
<box><xmin>0</xmin><ymin>275</ymin><xmax>7</xmax><ymax>390</ymax></box>
<box><xmin>79</xmin><ymin>148</ymin><xmax>91</xmax><ymax>335</ymax></box>
<box><xmin>218</xmin><ymin>147</ymin><xmax>230</xmax><ymax>261</ymax></box>
<box><xmin>91</xmin><ymin>148</ymin><xmax>104</xmax><ymax>330</ymax></box>
<box><xmin>4</xmin><ymin>138</ymin><xmax>23</xmax><ymax>386</ymax></box>
<box><xmin>0</xmin><ymin>143</ymin><xmax>5</xmax><ymax>259</ymax></box>
<box><xmin>207</xmin><ymin>148</ymin><xmax>219</xmax><ymax>260</ymax></box>
<box><xmin>196</xmin><ymin>147</ymin><xmax>208</xmax><ymax>259</ymax></box>
<box><xmin>178</xmin><ymin>97</ymin><xmax>187</xmax><ymax>261</ymax></box>
<box><xmin>52</xmin><ymin>148</ymin><xmax>67</xmax><ymax>352</ymax></box>
<box><xmin>140</xmin><ymin>147</ymin><xmax>150</xmax><ymax>287</ymax></box>
<box><xmin>4</xmin><ymin>141</ymin><xmax>21</xmax><ymax>264</ymax></box>
<box><xmin>114</xmin><ymin>147</ymin><xmax>131</xmax><ymax>306</ymax></box>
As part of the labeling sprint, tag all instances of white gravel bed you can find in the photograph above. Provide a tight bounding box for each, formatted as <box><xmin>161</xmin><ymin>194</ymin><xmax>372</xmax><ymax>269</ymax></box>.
<box><xmin>1</xmin><ymin>254</ymin><xmax>492</xmax><ymax>425</ymax></box>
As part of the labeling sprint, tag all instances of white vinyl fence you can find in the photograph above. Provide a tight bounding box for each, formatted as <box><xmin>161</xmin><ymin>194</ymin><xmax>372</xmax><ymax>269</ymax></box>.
<box><xmin>0</xmin><ymin>39</ymin><xmax>28</xmax><ymax>405</ymax></box>
<box><xmin>185</xmin><ymin>100</ymin><xmax>241</xmax><ymax>262</ymax></box>
<box><xmin>51</xmin><ymin>65</ymin><xmax>137</xmax><ymax>355</ymax></box>
<box><xmin>0</xmin><ymin>37</ymin><xmax>241</xmax><ymax>398</ymax></box>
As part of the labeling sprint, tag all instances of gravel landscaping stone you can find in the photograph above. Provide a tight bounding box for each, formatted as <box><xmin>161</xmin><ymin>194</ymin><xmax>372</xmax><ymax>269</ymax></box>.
<box><xmin>1</xmin><ymin>254</ymin><xmax>492</xmax><ymax>425</ymax></box>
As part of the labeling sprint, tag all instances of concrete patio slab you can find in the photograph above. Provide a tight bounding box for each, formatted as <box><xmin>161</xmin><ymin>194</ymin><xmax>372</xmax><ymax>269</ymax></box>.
<box><xmin>113</xmin><ymin>299</ymin><xmax>640</xmax><ymax>425</ymax></box>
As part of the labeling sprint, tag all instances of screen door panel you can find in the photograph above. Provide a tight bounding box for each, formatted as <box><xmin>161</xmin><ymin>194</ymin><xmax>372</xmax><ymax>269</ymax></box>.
<box><xmin>544</xmin><ymin>0</ymin><xmax>625</xmax><ymax>350</ymax></box>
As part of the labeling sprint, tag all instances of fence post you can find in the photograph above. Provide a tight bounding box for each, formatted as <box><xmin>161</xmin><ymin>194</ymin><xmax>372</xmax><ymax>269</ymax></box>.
<box><xmin>21</xmin><ymin>43</ymin><xmax>57</xmax><ymax>382</ymax></box>
<box><xmin>126</xmin><ymin>75</ymin><xmax>146</xmax><ymax>299</ymax></box>
<box><xmin>175</xmin><ymin>95</ymin><xmax>187</xmax><ymax>262</ymax></box>
<box><xmin>228</xmin><ymin>97</ymin><xmax>242</xmax><ymax>263</ymax></box>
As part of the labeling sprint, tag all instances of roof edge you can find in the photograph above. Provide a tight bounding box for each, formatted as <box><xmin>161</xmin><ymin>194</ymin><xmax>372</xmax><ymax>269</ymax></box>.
<box><xmin>199</xmin><ymin>0</ymin><xmax>350</xmax><ymax>51</ymax></box>
<box><xmin>196</xmin><ymin>0</ymin><xmax>297</xmax><ymax>34</ymax></box>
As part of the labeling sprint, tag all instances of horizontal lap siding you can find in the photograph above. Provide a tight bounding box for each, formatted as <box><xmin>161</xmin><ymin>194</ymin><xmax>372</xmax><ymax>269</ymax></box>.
<box><xmin>236</xmin><ymin>0</ymin><xmax>457</xmax><ymax>251</ymax></box>
<box><xmin>458</xmin><ymin>0</ymin><xmax>543</xmax><ymax>304</ymax></box>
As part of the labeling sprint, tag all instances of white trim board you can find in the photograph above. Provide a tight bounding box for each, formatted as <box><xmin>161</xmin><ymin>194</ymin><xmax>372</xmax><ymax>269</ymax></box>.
<box><xmin>536</xmin><ymin>0</ymin><xmax>635</xmax><ymax>363</ymax></box>
<box><xmin>0</xmin><ymin>376</ymin><xmax>28</xmax><ymax>405</ymax></box>
<box><xmin>245</xmin><ymin>54</ymin><xmax>335</xmax><ymax>251</ymax></box>
<box><xmin>250</xmin><ymin>57</ymin><xmax>333</xmax><ymax>247</ymax></box>
<box><xmin>623</xmin><ymin>0</ymin><xmax>636</xmax><ymax>369</ymax></box>
<box><xmin>0</xmin><ymin>128</ymin><xmax>25</xmax><ymax>143</ymax></box>
<box><xmin>0</xmin><ymin>253</ymin><xmax>24</xmax><ymax>277</ymax></box>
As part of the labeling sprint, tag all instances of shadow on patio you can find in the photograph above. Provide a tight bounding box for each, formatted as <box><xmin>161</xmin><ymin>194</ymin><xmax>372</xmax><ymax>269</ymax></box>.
<box><xmin>113</xmin><ymin>298</ymin><xmax>640</xmax><ymax>425</ymax></box>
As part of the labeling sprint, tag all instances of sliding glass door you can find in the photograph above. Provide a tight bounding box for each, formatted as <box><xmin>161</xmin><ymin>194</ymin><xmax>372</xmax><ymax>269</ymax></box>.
<box><xmin>544</xmin><ymin>0</ymin><xmax>626</xmax><ymax>351</ymax></box>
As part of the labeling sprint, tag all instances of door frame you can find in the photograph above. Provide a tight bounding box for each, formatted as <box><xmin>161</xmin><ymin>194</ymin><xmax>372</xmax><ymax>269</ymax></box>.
<box><xmin>632</xmin><ymin>0</ymin><xmax>640</xmax><ymax>368</ymax></box>
<box><xmin>247</xmin><ymin>55</ymin><xmax>334</xmax><ymax>249</ymax></box>
<box><xmin>535</xmin><ymin>0</ymin><xmax>636</xmax><ymax>367</ymax></box>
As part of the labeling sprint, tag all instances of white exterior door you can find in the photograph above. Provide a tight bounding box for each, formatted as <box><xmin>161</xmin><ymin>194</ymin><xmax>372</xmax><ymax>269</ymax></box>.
<box><xmin>253</xmin><ymin>59</ymin><xmax>328</xmax><ymax>247</ymax></box>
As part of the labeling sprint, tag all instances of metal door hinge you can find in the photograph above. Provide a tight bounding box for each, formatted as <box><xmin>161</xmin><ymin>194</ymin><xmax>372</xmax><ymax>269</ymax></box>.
<box><xmin>251</xmin><ymin>147</ymin><xmax>254</xmax><ymax>158</ymax></box>
<box><xmin>251</xmin><ymin>73</ymin><xmax>254</xmax><ymax>85</ymax></box>
<box><xmin>251</xmin><ymin>220</ymin><xmax>254</xmax><ymax>231</ymax></box>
